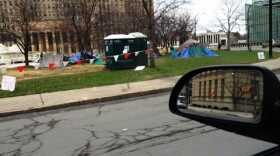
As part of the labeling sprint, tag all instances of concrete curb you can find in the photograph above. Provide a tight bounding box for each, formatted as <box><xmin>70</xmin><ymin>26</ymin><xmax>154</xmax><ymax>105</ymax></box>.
<box><xmin>272</xmin><ymin>68</ymin><xmax>280</xmax><ymax>72</ymax></box>
<box><xmin>0</xmin><ymin>87</ymin><xmax>173</xmax><ymax>117</ymax></box>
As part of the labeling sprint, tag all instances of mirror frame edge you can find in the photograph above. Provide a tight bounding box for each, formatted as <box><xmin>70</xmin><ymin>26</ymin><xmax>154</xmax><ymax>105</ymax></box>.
<box><xmin>169</xmin><ymin>65</ymin><xmax>280</xmax><ymax>144</ymax></box>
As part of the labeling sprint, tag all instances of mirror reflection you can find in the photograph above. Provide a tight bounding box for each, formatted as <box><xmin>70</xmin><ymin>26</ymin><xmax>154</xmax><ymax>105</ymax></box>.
<box><xmin>177</xmin><ymin>69</ymin><xmax>263</xmax><ymax>124</ymax></box>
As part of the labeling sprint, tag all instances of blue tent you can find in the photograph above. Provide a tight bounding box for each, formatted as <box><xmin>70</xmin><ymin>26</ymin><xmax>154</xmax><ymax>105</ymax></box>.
<box><xmin>69</xmin><ymin>52</ymin><xmax>81</xmax><ymax>63</ymax></box>
<box><xmin>172</xmin><ymin>45</ymin><xmax>218</xmax><ymax>58</ymax></box>
<box><xmin>69</xmin><ymin>52</ymin><xmax>97</xmax><ymax>63</ymax></box>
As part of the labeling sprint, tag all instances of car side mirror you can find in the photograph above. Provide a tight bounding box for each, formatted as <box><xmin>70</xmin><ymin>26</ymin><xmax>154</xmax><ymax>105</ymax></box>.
<box><xmin>169</xmin><ymin>65</ymin><xmax>280</xmax><ymax>144</ymax></box>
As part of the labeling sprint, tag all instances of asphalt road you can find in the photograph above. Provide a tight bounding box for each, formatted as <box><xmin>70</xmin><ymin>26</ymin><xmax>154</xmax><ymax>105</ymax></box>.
<box><xmin>0</xmin><ymin>93</ymin><xmax>276</xmax><ymax>156</ymax></box>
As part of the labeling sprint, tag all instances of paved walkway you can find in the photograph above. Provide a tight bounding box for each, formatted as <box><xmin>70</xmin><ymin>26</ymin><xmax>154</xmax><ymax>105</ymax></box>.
<box><xmin>0</xmin><ymin>58</ymin><xmax>280</xmax><ymax>116</ymax></box>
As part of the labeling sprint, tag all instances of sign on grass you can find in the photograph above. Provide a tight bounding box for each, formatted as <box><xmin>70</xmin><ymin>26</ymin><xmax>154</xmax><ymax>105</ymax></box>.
<box><xmin>1</xmin><ymin>76</ymin><xmax>16</xmax><ymax>92</ymax></box>
<box><xmin>258</xmin><ymin>52</ymin><xmax>265</xmax><ymax>60</ymax></box>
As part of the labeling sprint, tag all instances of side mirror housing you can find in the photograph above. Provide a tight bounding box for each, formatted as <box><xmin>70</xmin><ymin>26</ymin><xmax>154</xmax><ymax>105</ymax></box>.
<box><xmin>169</xmin><ymin>65</ymin><xmax>280</xmax><ymax>144</ymax></box>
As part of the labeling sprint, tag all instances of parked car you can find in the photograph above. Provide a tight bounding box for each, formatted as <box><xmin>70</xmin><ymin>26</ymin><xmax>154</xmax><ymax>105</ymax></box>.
<box><xmin>177</xmin><ymin>96</ymin><xmax>186</xmax><ymax>109</ymax></box>
<box><xmin>262</xmin><ymin>39</ymin><xmax>280</xmax><ymax>48</ymax></box>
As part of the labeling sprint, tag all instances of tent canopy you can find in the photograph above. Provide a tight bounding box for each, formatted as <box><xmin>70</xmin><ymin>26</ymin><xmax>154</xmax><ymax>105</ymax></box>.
<box><xmin>40</xmin><ymin>54</ymin><xmax>63</xmax><ymax>68</ymax></box>
<box><xmin>0</xmin><ymin>44</ymin><xmax>22</xmax><ymax>54</ymax></box>
<box><xmin>177</xmin><ymin>39</ymin><xmax>200</xmax><ymax>53</ymax></box>
<box><xmin>94</xmin><ymin>53</ymin><xmax>106</xmax><ymax>65</ymax></box>
<box><xmin>172</xmin><ymin>45</ymin><xmax>218</xmax><ymax>58</ymax></box>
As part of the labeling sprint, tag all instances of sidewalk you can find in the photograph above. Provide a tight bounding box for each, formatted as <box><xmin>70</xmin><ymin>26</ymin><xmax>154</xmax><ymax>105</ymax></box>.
<box><xmin>0</xmin><ymin>58</ymin><xmax>280</xmax><ymax>117</ymax></box>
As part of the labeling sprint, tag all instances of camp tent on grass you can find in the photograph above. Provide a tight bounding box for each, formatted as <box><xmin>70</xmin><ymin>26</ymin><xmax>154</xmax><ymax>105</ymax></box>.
<box><xmin>94</xmin><ymin>53</ymin><xmax>106</xmax><ymax>65</ymax></box>
<box><xmin>177</xmin><ymin>39</ymin><xmax>200</xmax><ymax>53</ymax></box>
<box><xmin>68</xmin><ymin>52</ymin><xmax>97</xmax><ymax>64</ymax></box>
<box><xmin>171</xmin><ymin>45</ymin><xmax>218</xmax><ymax>58</ymax></box>
<box><xmin>40</xmin><ymin>54</ymin><xmax>63</xmax><ymax>68</ymax></box>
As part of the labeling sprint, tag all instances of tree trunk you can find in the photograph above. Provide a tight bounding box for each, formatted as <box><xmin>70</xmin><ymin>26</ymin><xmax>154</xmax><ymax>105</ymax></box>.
<box><xmin>148</xmin><ymin>23</ymin><xmax>155</xmax><ymax>68</ymax></box>
<box><xmin>227</xmin><ymin>32</ymin><xmax>231</xmax><ymax>50</ymax></box>
<box><xmin>149</xmin><ymin>48</ymin><xmax>155</xmax><ymax>68</ymax></box>
<box><xmin>24</xmin><ymin>50</ymin><xmax>29</xmax><ymax>66</ymax></box>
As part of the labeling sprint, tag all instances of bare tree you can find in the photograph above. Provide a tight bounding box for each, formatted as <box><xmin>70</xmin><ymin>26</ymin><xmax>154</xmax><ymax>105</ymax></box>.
<box><xmin>59</xmin><ymin>0</ymin><xmax>98</xmax><ymax>55</ymax></box>
<box><xmin>127</xmin><ymin>0</ymin><xmax>189</xmax><ymax>68</ymax></box>
<box><xmin>156</xmin><ymin>13</ymin><xmax>177</xmax><ymax>52</ymax></box>
<box><xmin>93</xmin><ymin>1</ymin><xmax>106</xmax><ymax>53</ymax></box>
<box><xmin>174</xmin><ymin>12</ymin><xmax>194</xmax><ymax>45</ymax></box>
<box><xmin>0</xmin><ymin>0</ymin><xmax>40</xmax><ymax>66</ymax></box>
<box><xmin>156</xmin><ymin>11</ymin><xmax>194</xmax><ymax>53</ymax></box>
<box><xmin>215</xmin><ymin>0</ymin><xmax>244</xmax><ymax>50</ymax></box>
<box><xmin>225</xmin><ymin>71</ymin><xmax>251</xmax><ymax>110</ymax></box>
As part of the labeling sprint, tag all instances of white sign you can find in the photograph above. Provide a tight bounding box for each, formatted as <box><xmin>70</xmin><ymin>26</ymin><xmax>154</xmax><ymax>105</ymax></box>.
<box><xmin>1</xmin><ymin>76</ymin><xmax>16</xmax><ymax>92</ymax></box>
<box><xmin>135</xmin><ymin>66</ymin><xmax>145</xmax><ymax>71</ymax></box>
<box><xmin>123</xmin><ymin>46</ymin><xmax>130</xmax><ymax>54</ymax></box>
<box><xmin>258</xmin><ymin>52</ymin><xmax>265</xmax><ymax>60</ymax></box>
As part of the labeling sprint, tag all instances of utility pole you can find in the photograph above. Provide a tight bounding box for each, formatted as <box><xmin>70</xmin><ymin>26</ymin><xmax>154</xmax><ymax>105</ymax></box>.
<box><xmin>269</xmin><ymin>0</ymin><xmax>273</xmax><ymax>58</ymax></box>
<box><xmin>194</xmin><ymin>13</ymin><xmax>205</xmax><ymax>40</ymax></box>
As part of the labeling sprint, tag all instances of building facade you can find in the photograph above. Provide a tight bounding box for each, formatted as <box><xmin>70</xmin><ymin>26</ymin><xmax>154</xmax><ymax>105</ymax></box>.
<box><xmin>196</xmin><ymin>31</ymin><xmax>228</xmax><ymax>49</ymax></box>
<box><xmin>0</xmin><ymin>0</ymin><xmax>150</xmax><ymax>55</ymax></box>
<box><xmin>246</xmin><ymin>0</ymin><xmax>280</xmax><ymax>43</ymax></box>
<box><xmin>180</xmin><ymin>69</ymin><xmax>263</xmax><ymax>113</ymax></box>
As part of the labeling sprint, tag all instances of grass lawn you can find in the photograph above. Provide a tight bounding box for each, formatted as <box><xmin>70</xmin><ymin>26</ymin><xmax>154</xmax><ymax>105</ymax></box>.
<box><xmin>1</xmin><ymin>50</ymin><xmax>279</xmax><ymax>98</ymax></box>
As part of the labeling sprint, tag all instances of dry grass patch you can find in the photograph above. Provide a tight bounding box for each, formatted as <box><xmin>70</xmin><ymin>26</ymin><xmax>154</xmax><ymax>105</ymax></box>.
<box><xmin>1</xmin><ymin>64</ymin><xmax>106</xmax><ymax>81</ymax></box>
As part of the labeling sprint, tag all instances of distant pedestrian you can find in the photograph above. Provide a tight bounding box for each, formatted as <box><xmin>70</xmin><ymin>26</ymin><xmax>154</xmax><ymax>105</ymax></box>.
<box><xmin>218</xmin><ymin>43</ymin><xmax>221</xmax><ymax>50</ymax></box>
<box><xmin>38</xmin><ymin>52</ymin><xmax>43</xmax><ymax>63</ymax></box>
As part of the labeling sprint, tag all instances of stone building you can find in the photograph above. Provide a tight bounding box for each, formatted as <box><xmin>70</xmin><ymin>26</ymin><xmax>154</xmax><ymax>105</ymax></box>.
<box><xmin>196</xmin><ymin>30</ymin><xmax>228</xmax><ymax>50</ymax></box>
<box><xmin>183</xmin><ymin>69</ymin><xmax>263</xmax><ymax>113</ymax></box>
<box><xmin>0</xmin><ymin>0</ymin><xmax>151</xmax><ymax>55</ymax></box>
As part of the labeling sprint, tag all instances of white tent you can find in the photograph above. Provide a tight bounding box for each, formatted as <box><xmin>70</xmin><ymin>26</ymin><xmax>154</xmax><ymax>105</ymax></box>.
<box><xmin>8</xmin><ymin>44</ymin><xmax>22</xmax><ymax>53</ymax></box>
<box><xmin>0</xmin><ymin>44</ymin><xmax>8</xmax><ymax>54</ymax></box>
<box><xmin>0</xmin><ymin>44</ymin><xmax>21</xmax><ymax>54</ymax></box>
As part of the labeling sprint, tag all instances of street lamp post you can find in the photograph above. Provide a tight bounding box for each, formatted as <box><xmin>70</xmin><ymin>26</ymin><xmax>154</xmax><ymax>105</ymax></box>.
<box><xmin>194</xmin><ymin>13</ymin><xmax>205</xmax><ymax>40</ymax></box>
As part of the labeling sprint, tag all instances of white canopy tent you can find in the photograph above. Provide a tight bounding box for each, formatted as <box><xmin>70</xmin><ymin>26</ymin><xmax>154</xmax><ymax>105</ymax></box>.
<box><xmin>0</xmin><ymin>44</ymin><xmax>8</xmax><ymax>54</ymax></box>
<box><xmin>8</xmin><ymin>44</ymin><xmax>22</xmax><ymax>53</ymax></box>
<box><xmin>0</xmin><ymin>44</ymin><xmax>22</xmax><ymax>54</ymax></box>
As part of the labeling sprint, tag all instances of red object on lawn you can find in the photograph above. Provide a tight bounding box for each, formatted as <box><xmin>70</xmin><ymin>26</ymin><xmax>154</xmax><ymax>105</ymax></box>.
<box><xmin>17</xmin><ymin>66</ymin><xmax>24</xmax><ymax>72</ymax></box>
<box><xmin>49</xmin><ymin>63</ymin><xmax>55</xmax><ymax>69</ymax></box>
<box><xmin>77</xmin><ymin>60</ymin><xmax>83</xmax><ymax>65</ymax></box>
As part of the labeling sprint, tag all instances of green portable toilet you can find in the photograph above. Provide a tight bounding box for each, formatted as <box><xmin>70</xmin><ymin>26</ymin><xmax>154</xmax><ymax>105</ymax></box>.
<box><xmin>128</xmin><ymin>32</ymin><xmax>148</xmax><ymax>51</ymax></box>
<box><xmin>104</xmin><ymin>34</ymin><xmax>136</xmax><ymax>56</ymax></box>
<box><xmin>128</xmin><ymin>32</ymin><xmax>148</xmax><ymax>67</ymax></box>
<box><xmin>104</xmin><ymin>34</ymin><xmax>137</xmax><ymax>70</ymax></box>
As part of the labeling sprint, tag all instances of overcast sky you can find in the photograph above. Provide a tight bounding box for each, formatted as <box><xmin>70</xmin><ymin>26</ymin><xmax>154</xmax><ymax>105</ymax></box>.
<box><xmin>157</xmin><ymin>0</ymin><xmax>253</xmax><ymax>34</ymax></box>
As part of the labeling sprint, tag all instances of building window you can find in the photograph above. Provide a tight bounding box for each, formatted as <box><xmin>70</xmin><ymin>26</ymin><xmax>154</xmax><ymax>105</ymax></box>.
<box><xmin>47</xmin><ymin>32</ymin><xmax>53</xmax><ymax>45</ymax></box>
<box><xmin>199</xmin><ymin>82</ymin><xmax>201</xmax><ymax>97</ymax></box>
<box><xmin>208</xmin><ymin>80</ymin><xmax>212</xmax><ymax>98</ymax></box>
<box><xmin>214</xmin><ymin>79</ymin><xmax>218</xmax><ymax>99</ymax></box>
<box><xmin>221</xmin><ymin>78</ymin><xmax>225</xmax><ymax>99</ymax></box>
<box><xmin>251</xmin><ymin>79</ymin><xmax>260</xmax><ymax>102</ymax></box>
<box><xmin>203</xmin><ymin>81</ymin><xmax>206</xmax><ymax>100</ymax></box>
